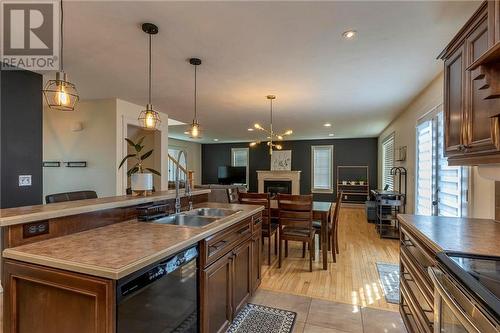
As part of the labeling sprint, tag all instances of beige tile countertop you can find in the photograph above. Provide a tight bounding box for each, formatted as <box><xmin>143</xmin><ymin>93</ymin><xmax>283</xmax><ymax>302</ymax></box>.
<box><xmin>3</xmin><ymin>202</ymin><xmax>263</xmax><ymax>280</ymax></box>
<box><xmin>0</xmin><ymin>189</ymin><xmax>211</xmax><ymax>227</ymax></box>
<box><xmin>398</xmin><ymin>214</ymin><xmax>500</xmax><ymax>256</ymax></box>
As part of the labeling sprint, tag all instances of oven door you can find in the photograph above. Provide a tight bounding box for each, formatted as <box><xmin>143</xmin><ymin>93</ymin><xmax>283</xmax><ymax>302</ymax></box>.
<box><xmin>428</xmin><ymin>267</ymin><xmax>498</xmax><ymax>333</ymax></box>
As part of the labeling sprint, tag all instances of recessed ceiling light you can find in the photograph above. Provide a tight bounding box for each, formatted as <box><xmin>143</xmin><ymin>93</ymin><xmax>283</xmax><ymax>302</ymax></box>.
<box><xmin>213</xmin><ymin>138</ymin><xmax>219</xmax><ymax>142</ymax></box>
<box><xmin>248</xmin><ymin>128</ymin><xmax>254</xmax><ymax>131</ymax></box>
<box><xmin>329</xmin><ymin>133</ymin><xmax>335</xmax><ymax>137</ymax></box>
<box><xmin>183</xmin><ymin>131</ymin><xmax>189</xmax><ymax>134</ymax></box>
<box><xmin>323</xmin><ymin>123</ymin><xmax>332</xmax><ymax>127</ymax></box>
<box><xmin>342</xmin><ymin>30</ymin><xmax>357</xmax><ymax>40</ymax></box>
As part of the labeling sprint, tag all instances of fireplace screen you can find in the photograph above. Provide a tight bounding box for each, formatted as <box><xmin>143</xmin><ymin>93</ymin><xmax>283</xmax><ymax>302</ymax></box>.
<box><xmin>264</xmin><ymin>180</ymin><xmax>292</xmax><ymax>197</ymax></box>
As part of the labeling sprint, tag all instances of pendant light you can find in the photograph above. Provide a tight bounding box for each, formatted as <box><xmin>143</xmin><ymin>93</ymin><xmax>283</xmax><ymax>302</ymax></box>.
<box><xmin>138</xmin><ymin>23</ymin><xmax>161</xmax><ymax>130</ymax></box>
<box><xmin>43</xmin><ymin>0</ymin><xmax>79</xmax><ymax>111</ymax></box>
<box><xmin>188</xmin><ymin>58</ymin><xmax>202</xmax><ymax>139</ymax></box>
<box><xmin>250</xmin><ymin>95</ymin><xmax>293</xmax><ymax>155</ymax></box>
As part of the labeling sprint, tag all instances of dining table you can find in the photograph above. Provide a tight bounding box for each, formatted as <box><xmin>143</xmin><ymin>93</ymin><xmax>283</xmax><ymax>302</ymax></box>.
<box><xmin>270</xmin><ymin>200</ymin><xmax>333</xmax><ymax>270</ymax></box>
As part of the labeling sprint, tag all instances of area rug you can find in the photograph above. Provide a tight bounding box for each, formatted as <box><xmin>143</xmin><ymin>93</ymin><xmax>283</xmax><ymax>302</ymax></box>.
<box><xmin>226</xmin><ymin>303</ymin><xmax>297</xmax><ymax>333</ymax></box>
<box><xmin>376</xmin><ymin>262</ymin><xmax>400</xmax><ymax>304</ymax></box>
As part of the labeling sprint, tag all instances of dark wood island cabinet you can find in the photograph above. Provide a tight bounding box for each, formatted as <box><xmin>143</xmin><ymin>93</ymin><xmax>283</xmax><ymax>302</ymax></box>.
<box><xmin>0</xmin><ymin>192</ymin><xmax>263</xmax><ymax>333</ymax></box>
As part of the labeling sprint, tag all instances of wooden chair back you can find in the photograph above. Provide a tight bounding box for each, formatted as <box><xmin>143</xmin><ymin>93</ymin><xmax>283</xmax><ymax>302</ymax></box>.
<box><xmin>277</xmin><ymin>194</ymin><xmax>313</xmax><ymax>230</ymax></box>
<box><xmin>227</xmin><ymin>187</ymin><xmax>239</xmax><ymax>203</ymax></box>
<box><xmin>238</xmin><ymin>192</ymin><xmax>271</xmax><ymax>225</ymax></box>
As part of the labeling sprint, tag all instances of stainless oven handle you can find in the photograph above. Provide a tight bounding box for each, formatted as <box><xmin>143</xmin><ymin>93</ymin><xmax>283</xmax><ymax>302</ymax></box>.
<box><xmin>428</xmin><ymin>267</ymin><xmax>482</xmax><ymax>333</ymax></box>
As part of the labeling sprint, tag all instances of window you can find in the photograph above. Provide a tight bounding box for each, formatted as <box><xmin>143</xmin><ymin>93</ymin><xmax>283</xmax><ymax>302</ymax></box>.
<box><xmin>416</xmin><ymin>108</ymin><xmax>468</xmax><ymax>217</ymax></box>
<box><xmin>311</xmin><ymin>145</ymin><xmax>333</xmax><ymax>193</ymax></box>
<box><xmin>382</xmin><ymin>133</ymin><xmax>395</xmax><ymax>191</ymax></box>
<box><xmin>231</xmin><ymin>148</ymin><xmax>249</xmax><ymax>186</ymax></box>
<box><xmin>168</xmin><ymin>147</ymin><xmax>187</xmax><ymax>182</ymax></box>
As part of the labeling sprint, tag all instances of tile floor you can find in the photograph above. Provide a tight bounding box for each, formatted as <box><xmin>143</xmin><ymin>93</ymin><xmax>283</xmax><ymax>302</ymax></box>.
<box><xmin>249</xmin><ymin>289</ymin><xmax>407</xmax><ymax>333</ymax></box>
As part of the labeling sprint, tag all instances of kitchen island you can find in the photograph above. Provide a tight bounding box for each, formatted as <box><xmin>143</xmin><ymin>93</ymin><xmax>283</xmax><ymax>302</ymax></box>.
<box><xmin>1</xmin><ymin>190</ymin><xmax>264</xmax><ymax>333</ymax></box>
<box><xmin>397</xmin><ymin>214</ymin><xmax>500</xmax><ymax>333</ymax></box>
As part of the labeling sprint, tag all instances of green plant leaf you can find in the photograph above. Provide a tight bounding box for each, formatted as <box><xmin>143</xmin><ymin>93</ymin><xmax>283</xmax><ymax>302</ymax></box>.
<box><xmin>118</xmin><ymin>154</ymin><xmax>136</xmax><ymax>169</ymax></box>
<box><xmin>135</xmin><ymin>144</ymin><xmax>143</xmax><ymax>153</ymax></box>
<box><xmin>127</xmin><ymin>166</ymin><xmax>139</xmax><ymax>176</ymax></box>
<box><xmin>125</xmin><ymin>138</ymin><xmax>136</xmax><ymax>148</ymax></box>
<box><xmin>145</xmin><ymin>168</ymin><xmax>161</xmax><ymax>176</ymax></box>
<box><xmin>140</xmin><ymin>149</ymin><xmax>153</xmax><ymax>160</ymax></box>
<box><xmin>136</xmin><ymin>136</ymin><xmax>145</xmax><ymax>146</ymax></box>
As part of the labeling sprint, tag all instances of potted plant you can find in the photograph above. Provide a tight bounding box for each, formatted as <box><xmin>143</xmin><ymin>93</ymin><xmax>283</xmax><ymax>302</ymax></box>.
<box><xmin>359</xmin><ymin>179</ymin><xmax>366</xmax><ymax>185</ymax></box>
<box><xmin>349</xmin><ymin>180</ymin><xmax>357</xmax><ymax>185</ymax></box>
<box><xmin>119</xmin><ymin>137</ymin><xmax>161</xmax><ymax>195</ymax></box>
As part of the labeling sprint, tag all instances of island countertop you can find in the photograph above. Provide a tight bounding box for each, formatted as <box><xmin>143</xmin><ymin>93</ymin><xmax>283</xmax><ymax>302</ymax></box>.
<box><xmin>2</xmin><ymin>202</ymin><xmax>263</xmax><ymax>280</ymax></box>
<box><xmin>0</xmin><ymin>189</ymin><xmax>211</xmax><ymax>227</ymax></box>
<box><xmin>397</xmin><ymin>214</ymin><xmax>500</xmax><ymax>256</ymax></box>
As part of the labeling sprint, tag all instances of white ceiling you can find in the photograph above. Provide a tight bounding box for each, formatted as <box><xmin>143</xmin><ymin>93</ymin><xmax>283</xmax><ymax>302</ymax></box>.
<box><xmin>57</xmin><ymin>1</ymin><xmax>480</xmax><ymax>143</ymax></box>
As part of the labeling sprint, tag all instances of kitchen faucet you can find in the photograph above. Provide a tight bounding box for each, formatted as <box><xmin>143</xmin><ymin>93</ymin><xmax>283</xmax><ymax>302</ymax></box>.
<box><xmin>175</xmin><ymin>150</ymin><xmax>192</xmax><ymax>214</ymax></box>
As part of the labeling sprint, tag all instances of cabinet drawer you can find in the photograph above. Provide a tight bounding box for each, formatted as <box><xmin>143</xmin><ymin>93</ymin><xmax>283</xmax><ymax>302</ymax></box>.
<box><xmin>400</xmin><ymin>246</ymin><xmax>434</xmax><ymax>303</ymax></box>
<box><xmin>400</xmin><ymin>228</ymin><xmax>436</xmax><ymax>278</ymax></box>
<box><xmin>400</xmin><ymin>277</ymin><xmax>433</xmax><ymax>333</ymax></box>
<box><xmin>251</xmin><ymin>213</ymin><xmax>263</xmax><ymax>235</ymax></box>
<box><xmin>201</xmin><ymin>218</ymin><xmax>252</xmax><ymax>268</ymax></box>
<box><xmin>400</xmin><ymin>293</ymin><xmax>423</xmax><ymax>333</ymax></box>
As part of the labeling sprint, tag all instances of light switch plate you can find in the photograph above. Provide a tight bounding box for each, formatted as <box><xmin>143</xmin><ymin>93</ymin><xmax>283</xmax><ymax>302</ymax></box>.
<box><xmin>19</xmin><ymin>175</ymin><xmax>32</xmax><ymax>187</ymax></box>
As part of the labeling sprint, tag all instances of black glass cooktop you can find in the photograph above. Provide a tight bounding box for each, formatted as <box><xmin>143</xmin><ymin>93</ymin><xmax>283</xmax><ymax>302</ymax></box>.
<box><xmin>437</xmin><ymin>252</ymin><xmax>500</xmax><ymax>319</ymax></box>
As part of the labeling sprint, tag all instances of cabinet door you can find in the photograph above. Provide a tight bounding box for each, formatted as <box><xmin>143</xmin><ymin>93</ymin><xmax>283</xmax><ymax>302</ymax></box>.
<box><xmin>466</xmin><ymin>15</ymin><xmax>500</xmax><ymax>154</ymax></box>
<box><xmin>444</xmin><ymin>44</ymin><xmax>466</xmax><ymax>156</ymax></box>
<box><xmin>232</xmin><ymin>239</ymin><xmax>252</xmax><ymax>316</ymax></box>
<box><xmin>3</xmin><ymin>259</ymin><xmax>114</xmax><ymax>333</ymax></box>
<box><xmin>200</xmin><ymin>253</ymin><xmax>233</xmax><ymax>333</ymax></box>
<box><xmin>251</xmin><ymin>231</ymin><xmax>262</xmax><ymax>294</ymax></box>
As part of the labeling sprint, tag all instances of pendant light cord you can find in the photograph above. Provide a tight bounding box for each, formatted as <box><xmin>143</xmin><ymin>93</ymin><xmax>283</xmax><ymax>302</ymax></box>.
<box><xmin>148</xmin><ymin>34</ymin><xmax>152</xmax><ymax>105</ymax></box>
<box><xmin>60</xmin><ymin>0</ymin><xmax>64</xmax><ymax>71</ymax></box>
<box><xmin>194</xmin><ymin>64</ymin><xmax>197</xmax><ymax>121</ymax></box>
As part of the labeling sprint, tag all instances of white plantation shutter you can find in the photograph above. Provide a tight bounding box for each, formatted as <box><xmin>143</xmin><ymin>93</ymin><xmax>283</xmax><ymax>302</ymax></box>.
<box><xmin>416</xmin><ymin>120</ymin><xmax>435</xmax><ymax>215</ymax></box>
<box><xmin>415</xmin><ymin>109</ymin><xmax>468</xmax><ymax>217</ymax></box>
<box><xmin>436</xmin><ymin>112</ymin><xmax>467</xmax><ymax>217</ymax></box>
<box><xmin>312</xmin><ymin>145</ymin><xmax>333</xmax><ymax>192</ymax></box>
<box><xmin>382</xmin><ymin>134</ymin><xmax>395</xmax><ymax>190</ymax></box>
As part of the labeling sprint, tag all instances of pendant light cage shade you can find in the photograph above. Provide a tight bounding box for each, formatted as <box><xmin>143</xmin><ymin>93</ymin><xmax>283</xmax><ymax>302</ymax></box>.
<box><xmin>189</xmin><ymin>120</ymin><xmax>202</xmax><ymax>139</ymax></box>
<box><xmin>43</xmin><ymin>72</ymin><xmax>79</xmax><ymax>111</ymax></box>
<box><xmin>138</xmin><ymin>105</ymin><xmax>161</xmax><ymax>130</ymax></box>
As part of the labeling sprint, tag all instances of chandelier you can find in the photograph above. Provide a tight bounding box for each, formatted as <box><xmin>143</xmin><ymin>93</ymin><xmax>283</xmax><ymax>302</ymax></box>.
<box><xmin>250</xmin><ymin>95</ymin><xmax>293</xmax><ymax>155</ymax></box>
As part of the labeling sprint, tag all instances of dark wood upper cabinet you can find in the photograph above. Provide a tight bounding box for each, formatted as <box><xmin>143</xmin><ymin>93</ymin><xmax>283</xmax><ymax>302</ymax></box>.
<box><xmin>444</xmin><ymin>43</ymin><xmax>466</xmax><ymax>157</ymax></box>
<box><xmin>440</xmin><ymin>1</ymin><xmax>500</xmax><ymax>165</ymax></box>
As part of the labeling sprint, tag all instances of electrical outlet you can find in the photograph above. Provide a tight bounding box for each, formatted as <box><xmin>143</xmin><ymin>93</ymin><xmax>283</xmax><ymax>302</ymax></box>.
<box><xmin>19</xmin><ymin>175</ymin><xmax>32</xmax><ymax>187</ymax></box>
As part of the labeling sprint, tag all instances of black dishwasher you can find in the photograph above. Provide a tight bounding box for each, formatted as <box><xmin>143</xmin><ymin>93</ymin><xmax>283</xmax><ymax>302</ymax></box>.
<box><xmin>116</xmin><ymin>246</ymin><xmax>198</xmax><ymax>333</ymax></box>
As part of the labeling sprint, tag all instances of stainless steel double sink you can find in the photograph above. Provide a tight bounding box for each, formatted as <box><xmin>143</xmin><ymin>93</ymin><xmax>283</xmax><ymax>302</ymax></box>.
<box><xmin>149</xmin><ymin>208</ymin><xmax>241</xmax><ymax>227</ymax></box>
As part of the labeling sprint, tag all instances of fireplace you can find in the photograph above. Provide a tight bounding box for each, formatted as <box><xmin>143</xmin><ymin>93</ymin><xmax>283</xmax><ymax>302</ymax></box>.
<box><xmin>264</xmin><ymin>180</ymin><xmax>292</xmax><ymax>197</ymax></box>
<box><xmin>257</xmin><ymin>170</ymin><xmax>301</xmax><ymax>195</ymax></box>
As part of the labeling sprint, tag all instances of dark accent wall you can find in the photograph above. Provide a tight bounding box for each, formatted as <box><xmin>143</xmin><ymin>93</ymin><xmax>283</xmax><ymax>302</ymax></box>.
<box><xmin>1</xmin><ymin>67</ymin><xmax>43</xmax><ymax>208</ymax></box>
<box><xmin>202</xmin><ymin>138</ymin><xmax>378</xmax><ymax>202</ymax></box>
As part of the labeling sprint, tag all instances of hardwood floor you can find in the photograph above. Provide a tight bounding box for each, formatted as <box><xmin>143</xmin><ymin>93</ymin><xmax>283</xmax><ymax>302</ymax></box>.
<box><xmin>260</xmin><ymin>207</ymin><xmax>400</xmax><ymax>312</ymax></box>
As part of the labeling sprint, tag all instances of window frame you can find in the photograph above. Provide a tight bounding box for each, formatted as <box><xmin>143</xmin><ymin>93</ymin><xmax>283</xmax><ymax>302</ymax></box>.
<box><xmin>311</xmin><ymin>145</ymin><xmax>334</xmax><ymax>194</ymax></box>
<box><xmin>381</xmin><ymin>133</ymin><xmax>395</xmax><ymax>191</ymax></box>
<box><xmin>231</xmin><ymin>147</ymin><xmax>249</xmax><ymax>187</ymax></box>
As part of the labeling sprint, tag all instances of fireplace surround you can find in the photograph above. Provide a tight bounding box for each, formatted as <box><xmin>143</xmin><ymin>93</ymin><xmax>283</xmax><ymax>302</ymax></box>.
<box><xmin>257</xmin><ymin>170</ymin><xmax>301</xmax><ymax>195</ymax></box>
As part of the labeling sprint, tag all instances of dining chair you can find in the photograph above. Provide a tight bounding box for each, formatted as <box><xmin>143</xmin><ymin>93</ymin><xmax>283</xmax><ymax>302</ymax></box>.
<box><xmin>334</xmin><ymin>191</ymin><xmax>343</xmax><ymax>256</ymax></box>
<box><xmin>277</xmin><ymin>194</ymin><xmax>315</xmax><ymax>272</ymax></box>
<box><xmin>328</xmin><ymin>191</ymin><xmax>343</xmax><ymax>262</ymax></box>
<box><xmin>238</xmin><ymin>192</ymin><xmax>278</xmax><ymax>265</ymax></box>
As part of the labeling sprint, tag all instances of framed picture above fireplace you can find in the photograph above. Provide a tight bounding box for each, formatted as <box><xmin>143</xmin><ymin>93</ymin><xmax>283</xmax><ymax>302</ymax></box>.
<box><xmin>271</xmin><ymin>150</ymin><xmax>292</xmax><ymax>171</ymax></box>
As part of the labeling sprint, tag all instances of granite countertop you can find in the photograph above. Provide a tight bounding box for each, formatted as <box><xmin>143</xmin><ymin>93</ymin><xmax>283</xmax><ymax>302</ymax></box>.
<box><xmin>398</xmin><ymin>214</ymin><xmax>500</xmax><ymax>256</ymax></box>
<box><xmin>2</xmin><ymin>202</ymin><xmax>263</xmax><ymax>280</ymax></box>
<box><xmin>0</xmin><ymin>189</ymin><xmax>211</xmax><ymax>226</ymax></box>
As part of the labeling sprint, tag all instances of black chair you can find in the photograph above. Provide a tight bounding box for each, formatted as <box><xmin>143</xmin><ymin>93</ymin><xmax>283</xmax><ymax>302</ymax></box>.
<box><xmin>45</xmin><ymin>190</ymin><xmax>98</xmax><ymax>204</ymax></box>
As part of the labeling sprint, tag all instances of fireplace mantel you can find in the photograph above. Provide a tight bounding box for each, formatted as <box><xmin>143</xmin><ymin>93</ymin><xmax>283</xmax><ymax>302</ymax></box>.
<box><xmin>257</xmin><ymin>170</ymin><xmax>301</xmax><ymax>195</ymax></box>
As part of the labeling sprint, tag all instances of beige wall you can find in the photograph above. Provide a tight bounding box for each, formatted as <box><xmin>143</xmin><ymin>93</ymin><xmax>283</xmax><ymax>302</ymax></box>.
<box><xmin>43</xmin><ymin>99</ymin><xmax>117</xmax><ymax>199</ymax></box>
<box><xmin>43</xmin><ymin>98</ymin><xmax>169</xmax><ymax>200</ymax></box>
<box><xmin>168</xmin><ymin>138</ymin><xmax>202</xmax><ymax>186</ymax></box>
<box><xmin>378</xmin><ymin>73</ymin><xmax>496</xmax><ymax>218</ymax></box>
